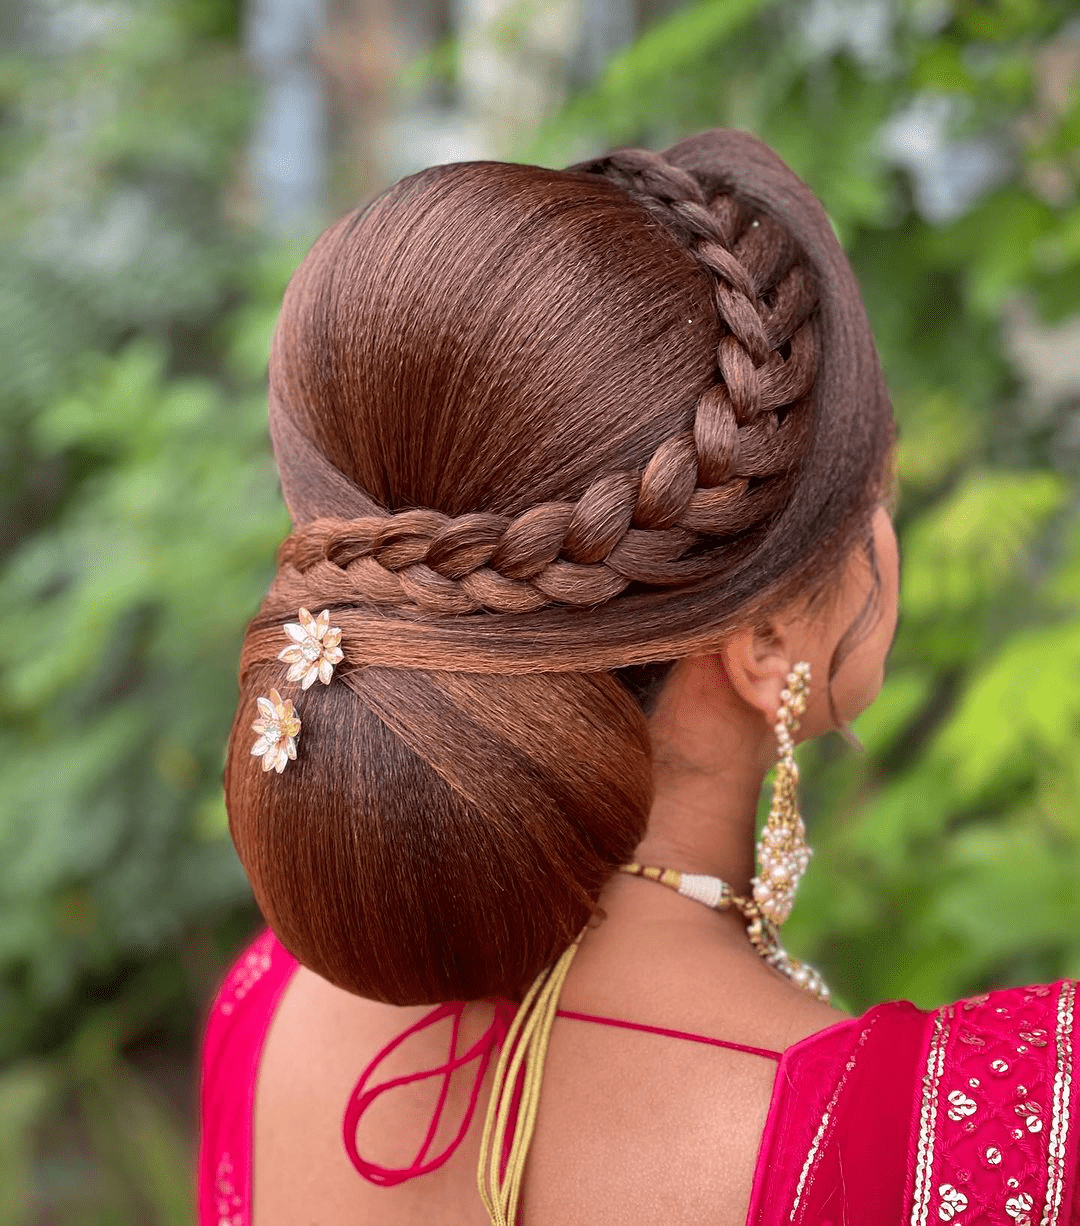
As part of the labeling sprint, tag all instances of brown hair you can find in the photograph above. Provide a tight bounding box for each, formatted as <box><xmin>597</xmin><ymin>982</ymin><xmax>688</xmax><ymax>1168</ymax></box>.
<box><xmin>225</xmin><ymin>130</ymin><xmax>893</xmax><ymax>1005</ymax></box>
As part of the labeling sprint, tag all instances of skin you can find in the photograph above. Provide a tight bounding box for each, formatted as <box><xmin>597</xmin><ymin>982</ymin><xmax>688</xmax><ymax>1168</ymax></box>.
<box><xmin>253</xmin><ymin>505</ymin><xmax>902</xmax><ymax>1226</ymax></box>
<box><xmin>632</xmin><ymin>502</ymin><xmax>899</xmax><ymax>896</ymax></box>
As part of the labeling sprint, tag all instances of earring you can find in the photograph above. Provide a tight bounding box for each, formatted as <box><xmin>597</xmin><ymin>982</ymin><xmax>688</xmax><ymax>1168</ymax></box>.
<box><xmin>751</xmin><ymin>661</ymin><xmax>812</xmax><ymax>927</ymax></box>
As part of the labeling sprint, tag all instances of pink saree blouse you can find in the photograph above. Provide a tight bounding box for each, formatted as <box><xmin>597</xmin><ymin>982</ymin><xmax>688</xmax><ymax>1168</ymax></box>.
<box><xmin>198</xmin><ymin>929</ymin><xmax>1080</xmax><ymax>1225</ymax></box>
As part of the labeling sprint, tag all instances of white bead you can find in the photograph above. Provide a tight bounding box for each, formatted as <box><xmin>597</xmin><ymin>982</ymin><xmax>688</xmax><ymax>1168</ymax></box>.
<box><xmin>678</xmin><ymin>873</ymin><xmax>729</xmax><ymax>909</ymax></box>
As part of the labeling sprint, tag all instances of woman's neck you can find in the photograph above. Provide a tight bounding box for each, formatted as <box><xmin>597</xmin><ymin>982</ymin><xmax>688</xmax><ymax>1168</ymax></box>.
<box><xmin>629</xmin><ymin>655</ymin><xmax>775</xmax><ymax>897</ymax></box>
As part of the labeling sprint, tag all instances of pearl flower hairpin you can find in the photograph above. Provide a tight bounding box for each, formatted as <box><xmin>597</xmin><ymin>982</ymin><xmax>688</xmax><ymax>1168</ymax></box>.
<box><xmin>250</xmin><ymin>608</ymin><xmax>344</xmax><ymax>774</ymax></box>
<box><xmin>278</xmin><ymin>607</ymin><xmax>344</xmax><ymax>689</ymax></box>
<box><xmin>250</xmin><ymin>688</ymin><xmax>301</xmax><ymax>774</ymax></box>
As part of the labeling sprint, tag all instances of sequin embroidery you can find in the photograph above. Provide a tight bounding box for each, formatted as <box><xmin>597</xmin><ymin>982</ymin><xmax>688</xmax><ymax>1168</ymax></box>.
<box><xmin>912</xmin><ymin>1009</ymin><xmax>953</xmax><ymax>1226</ymax></box>
<box><xmin>912</xmin><ymin>982</ymin><xmax>1077</xmax><ymax>1226</ymax></box>
<box><xmin>787</xmin><ymin>1018</ymin><xmax>878</xmax><ymax>1223</ymax></box>
<box><xmin>217</xmin><ymin>931</ymin><xmax>275</xmax><ymax>1018</ymax></box>
<box><xmin>1041</xmin><ymin>981</ymin><xmax>1075</xmax><ymax>1226</ymax></box>
<box><xmin>215</xmin><ymin>1152</ymin><xmax>243</xmax><ymax>1226</ymax></box>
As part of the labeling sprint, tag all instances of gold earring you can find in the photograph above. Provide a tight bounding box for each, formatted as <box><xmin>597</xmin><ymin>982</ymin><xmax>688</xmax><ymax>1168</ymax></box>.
<box><xmin>751</xmin><ymin>661</ymin><xmax>812</xmax><ymax>927</ymax></box>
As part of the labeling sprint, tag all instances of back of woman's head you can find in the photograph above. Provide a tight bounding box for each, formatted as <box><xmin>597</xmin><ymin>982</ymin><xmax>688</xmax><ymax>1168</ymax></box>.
<box><xmin>225</xmin><ymin>130</ymin><xmax>893</xmax><ymax>1005</ymax></box>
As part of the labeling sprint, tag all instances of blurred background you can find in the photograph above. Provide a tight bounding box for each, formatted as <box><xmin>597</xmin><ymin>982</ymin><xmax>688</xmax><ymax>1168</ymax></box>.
<box><xmin>1</xmin><ymin>0</ymin><xmax>1079</xmax><ymax>1219</ymax></box>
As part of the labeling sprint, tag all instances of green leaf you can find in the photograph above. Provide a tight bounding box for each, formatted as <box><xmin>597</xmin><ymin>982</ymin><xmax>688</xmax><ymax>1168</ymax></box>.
<box><xmin>932</xmin><ymin>622</ymin><xmax>1080</xmax><ymax>797</ymax></box>
<box><xmin>901</xmin><ymin>470</ymin><xmax>1066</xmax><ymax>623</ymax></box>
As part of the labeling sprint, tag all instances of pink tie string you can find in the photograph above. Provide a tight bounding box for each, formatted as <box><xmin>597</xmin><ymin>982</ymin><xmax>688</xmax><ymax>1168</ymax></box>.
<box><xmin>343</xmin><ymin>1000</ymin><xmax>781</xmax><ymax>1186</ymax></box>
<box><xmin>342</xmin><ymin>999</ymin><xmax>515</xmax><ymax>1186</ymax></box>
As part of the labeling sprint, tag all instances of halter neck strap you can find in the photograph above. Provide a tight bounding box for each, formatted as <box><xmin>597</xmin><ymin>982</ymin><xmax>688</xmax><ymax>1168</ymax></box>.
<box><xmin>342</xmin><ymin>991</ymin><xmax>783</xmax><ymax>1190</ymax></box>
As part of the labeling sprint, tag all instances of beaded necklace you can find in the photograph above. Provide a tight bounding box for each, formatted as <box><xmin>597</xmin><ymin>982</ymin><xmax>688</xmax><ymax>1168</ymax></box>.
<box><xmin>477</xmin><ymin>861</ymin><xmax>830</xmax><ymax>1224</ymax></box>
<box><xmin>619</xmin><ymin>862</ymin><xmax>830</xmax><ymax>1002</ymax></box>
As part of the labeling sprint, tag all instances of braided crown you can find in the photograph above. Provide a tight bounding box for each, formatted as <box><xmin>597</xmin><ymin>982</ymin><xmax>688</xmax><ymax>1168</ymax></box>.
<box><xmin>275</xmin><ymin>149</ymin><xmax>819</xmax><ymax>618</ymax></box>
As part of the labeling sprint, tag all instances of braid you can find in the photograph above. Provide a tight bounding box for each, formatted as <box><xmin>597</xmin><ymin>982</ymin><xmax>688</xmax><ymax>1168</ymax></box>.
<box><xmin>272</xmin><ymin>148</ymin><xmax>819</xmax><ymax>619</ymax></box>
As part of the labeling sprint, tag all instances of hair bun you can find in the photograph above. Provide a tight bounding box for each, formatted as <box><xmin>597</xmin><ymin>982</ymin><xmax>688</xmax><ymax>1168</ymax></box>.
<box><xmin>224</xmin><ymin>135</ymin><xmax>892</xmax><ymax>1005</ymax></box>
<box><xmin>226</xmin><ymin>662</ymin><xmax>651</xmax><ymax>1003</ymax></box>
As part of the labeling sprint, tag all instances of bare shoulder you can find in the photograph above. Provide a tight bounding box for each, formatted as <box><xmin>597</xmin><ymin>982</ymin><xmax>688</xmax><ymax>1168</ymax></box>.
<box><xmin>252</xmin><ymin>929</ymin><xmax>848</xmax><ymax>1226</ymax></box>
<box><xmin>253</xmin><ymin>967</ymin><xmax>498</xmax><ymax>1226</ymax></box>
<box><xmin>252</xmin><ymin>968</ymin><xmax>395</xmax><ymax>1223</ymax></box>
<box><xmin>520</xmin><ymin>920</ymin><xmax>847</xmax><ymax>1226</ymax></box>
<box><xmin>560</xmin><ymin>902</ymin><xmax>850</xmax><ymax>1054</ymax></box>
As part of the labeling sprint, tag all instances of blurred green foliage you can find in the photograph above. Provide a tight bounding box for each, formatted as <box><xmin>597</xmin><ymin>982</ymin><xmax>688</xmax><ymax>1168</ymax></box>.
<box><xmin>1</xmin><ymin>0</ymin><xmax>1079</xmax><ymax>1218</ymax></box>
<box><xmin>0</xmin><ymin>0</ymin><xmax>291</xmax><ymax>1217</ymax></box>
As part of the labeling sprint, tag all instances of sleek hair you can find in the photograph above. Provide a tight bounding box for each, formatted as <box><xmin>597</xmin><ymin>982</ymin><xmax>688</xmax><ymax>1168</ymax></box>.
<box><xmin>225</xmin><ymin>130</ymin><xmax>893</xmax><ymax>1005</ymax></box>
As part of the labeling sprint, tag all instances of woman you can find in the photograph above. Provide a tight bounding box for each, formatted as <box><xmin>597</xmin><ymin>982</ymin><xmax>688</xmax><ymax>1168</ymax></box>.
<box><xmin>198</xmin><ymin>130</ymin><xmax>1079</xmax><ymax>1225</ymax></box>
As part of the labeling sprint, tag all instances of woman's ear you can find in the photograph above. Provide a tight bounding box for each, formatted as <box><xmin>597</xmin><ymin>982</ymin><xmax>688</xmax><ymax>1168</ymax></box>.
<box><xmin>718</xmin><ymin>623</ymin><xmax>794</xmax><ymax>725</ymax></box>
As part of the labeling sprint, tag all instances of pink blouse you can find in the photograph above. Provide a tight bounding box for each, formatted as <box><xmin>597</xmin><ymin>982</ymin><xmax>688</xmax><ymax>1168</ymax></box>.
<box><xmin>198</xmin><ymin>928</ymin><xmax>1080</xmax><ymax>1225</ymax></box>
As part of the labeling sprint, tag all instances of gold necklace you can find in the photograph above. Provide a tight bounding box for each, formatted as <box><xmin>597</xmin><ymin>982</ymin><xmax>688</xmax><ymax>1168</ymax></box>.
<box><xmin>620</xmin><ymin>863</ymin><xmax>831</xmax><ymax>1002</ymax></box>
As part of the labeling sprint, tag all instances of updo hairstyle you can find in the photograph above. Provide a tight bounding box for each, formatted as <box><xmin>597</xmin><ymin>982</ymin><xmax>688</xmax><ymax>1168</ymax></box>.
<box><xmin>224</xmin><ymin>130</ymin><xmax>894</xmax><ymax>1006</ymax></box>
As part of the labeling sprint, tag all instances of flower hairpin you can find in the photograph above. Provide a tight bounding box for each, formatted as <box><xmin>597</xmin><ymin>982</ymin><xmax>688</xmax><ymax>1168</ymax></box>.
<box><xmin>278</xmin><ymin>607</ymin><xmax>344</xmax><ymax>689</ymax></box>
<box><xmin>251</xmin><ymin>608</ymin><xmax>344</xmax><ymax>773</ymax></box>
<box><xmin>250</xmin><ymin>689</ymin><xmax>301</xmax><ymax>773</ymax></box>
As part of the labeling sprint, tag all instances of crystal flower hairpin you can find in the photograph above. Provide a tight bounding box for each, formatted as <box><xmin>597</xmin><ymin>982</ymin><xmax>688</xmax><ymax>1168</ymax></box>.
<box><xmin>250</xmin><ymin>607</ymin><xmax>344</xmax><ymax>772</ymax></box>
<box><xmin>278</xmin><ymin>607</ymin><xmax>344</xmax><ymax>689</ymax></box>
<box><xmin>250</xmin><ymin>688</ymin><xmax>301</xmax><ymax>774</ymax></box>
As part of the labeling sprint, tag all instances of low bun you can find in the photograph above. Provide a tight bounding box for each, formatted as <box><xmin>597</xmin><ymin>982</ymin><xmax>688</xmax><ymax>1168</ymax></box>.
<box><xmin>226</xmin><ymin>660</ymin><xmax>651</xmax><ymax>1003</ymax></box>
